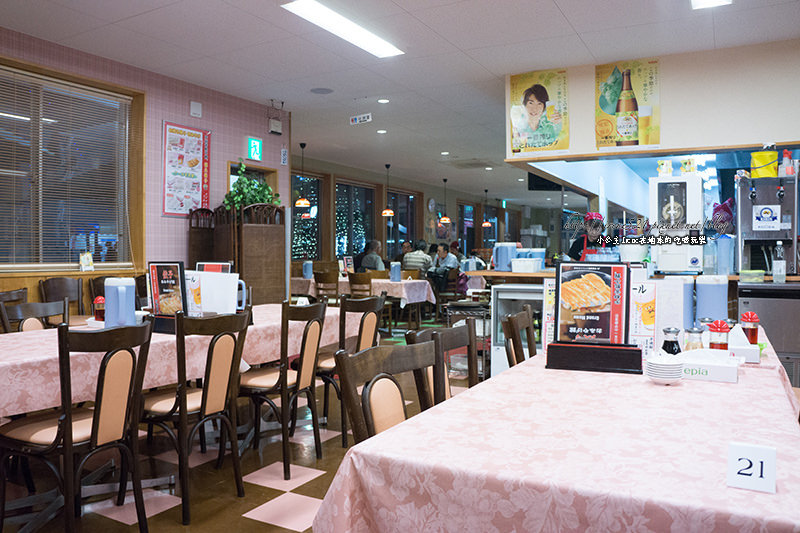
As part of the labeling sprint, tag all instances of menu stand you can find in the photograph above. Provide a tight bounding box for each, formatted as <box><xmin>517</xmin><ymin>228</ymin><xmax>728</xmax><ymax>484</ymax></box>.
<box><xmin>546</xmin><ymin>342</ymin><xmax>642</xmax><ymax>375</ymax></box>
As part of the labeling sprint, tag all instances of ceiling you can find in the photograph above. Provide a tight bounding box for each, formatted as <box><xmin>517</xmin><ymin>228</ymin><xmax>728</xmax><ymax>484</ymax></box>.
<box><xmin>2</xmin><ymin>0</ymin><xmax>799</xmax><ymax>203</ymax></box>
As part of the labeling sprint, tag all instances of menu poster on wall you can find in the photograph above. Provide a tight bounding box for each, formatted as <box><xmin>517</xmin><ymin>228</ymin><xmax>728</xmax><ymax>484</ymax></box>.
<box><xmin>556</xmin><ymin>262</ymin><xmax>629</xmax><ymax>344</ymax></box>
<box><xmin>162</xmin><ymin>122</ymin><xmax>210</xmax><ymax>216</ymax></box>
<box><xmin>507</xmin><ymin>68</ymin><xmax>569</xmax><ymax>157</ymax></box>
<box><xmin>595</xmin><ymin>58</ymin><xmax>660</xmax><ymax>149</ymax></box>
<box><xmin>148</xmin><ymin>262</ymin><xmax>187</xmax><ymax>316</ymax></box>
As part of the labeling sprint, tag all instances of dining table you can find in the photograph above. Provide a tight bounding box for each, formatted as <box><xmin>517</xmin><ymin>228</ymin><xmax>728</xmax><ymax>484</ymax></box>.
<box><xmin>0</xmin><ymin>304</ymin><xmax>359</xmax><ymax>419</ymax></box>
<box><xmin>290</xmin><ymin>277</ymin><xmax>436</xmax><ymax>307</ymax></box>
<box><xmin>314</xmin><ymin>329</ymin><xmax>800</xmax><ymax>532</ymax></box>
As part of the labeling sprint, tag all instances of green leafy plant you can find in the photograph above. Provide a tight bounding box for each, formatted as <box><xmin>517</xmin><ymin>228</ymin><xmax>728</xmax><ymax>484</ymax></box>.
<box><xmin>223</xmin><ymin>158</ymin><xmax>281</xmax><ymax>210</ymax></box>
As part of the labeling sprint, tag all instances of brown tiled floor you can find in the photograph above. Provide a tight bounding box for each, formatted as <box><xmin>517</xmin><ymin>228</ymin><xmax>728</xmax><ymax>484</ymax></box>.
<box><xmin>10</xmin><ymin>317</ymin><xmax>461</xmax><ymax>533</ymax></box>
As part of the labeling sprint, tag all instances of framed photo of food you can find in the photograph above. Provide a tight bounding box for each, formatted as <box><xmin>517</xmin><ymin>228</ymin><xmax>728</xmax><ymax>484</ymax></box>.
<box><xmin>555</xmin><ymin>262</ymin><xmax>629</xmax><ymax>344</ymax></box>
<box><xmin>148</xmin><ymin>262</ymin><xmax>188</xmax><ymax>317</ymax></box>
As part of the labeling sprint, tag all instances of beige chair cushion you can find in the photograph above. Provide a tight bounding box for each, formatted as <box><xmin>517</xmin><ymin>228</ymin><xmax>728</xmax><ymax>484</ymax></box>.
<box><xmin>240</xmin><ymin>367</ymin><xmax>297</xmax><ymax>390</ymax></box>
<box><xmin>318</xmin><ymin>356</ymin><xmax>336</xmax><ymax>371</ymax></box>
<box><xmin>793</xmin><ymin>387</ymin><xmax>800</xmax><ymax>404</ymax></box>
<box><xmin>143</xmin><ymin>388</ymin><xmax>203</xmax><ymax>415</ymax></box>
<box><xmin>366</xmin><ymin>377</ymin><xmax>405</xmax><ymax>434</ymax></box>
<box><xmin>0</xmin><ymin>408</ymin><xmax>93</xmax><ymax>446</ymax></box>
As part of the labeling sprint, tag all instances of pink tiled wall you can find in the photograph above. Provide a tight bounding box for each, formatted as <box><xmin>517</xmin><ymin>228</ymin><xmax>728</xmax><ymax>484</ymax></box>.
<box><xmin>0</xmin><ymin>28</ymin><xmax>290</xmax><ymax>266</ymax></box>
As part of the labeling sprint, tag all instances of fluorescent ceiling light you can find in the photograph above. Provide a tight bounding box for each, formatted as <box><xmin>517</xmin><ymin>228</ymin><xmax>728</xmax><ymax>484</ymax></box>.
<box><xmin>440</xmin><ymin>151</ymin><xmax>449</xmax><ymax>156</ymax></box>
<box><xmin>691</xmin><ymin>0</ymin><xmax>732</xmax><ymax>9</ymax></box>
<box><xmin>377</xmin><ymin>98</ymin><xmax>390</xmax><ymax>104</ymax></box>
<box><xmin>377</xmin><ymin>129</ymin><xmax>387</xmax><ymax>134</ymax></box>
<box><xmin>485</xmin><ymin>167</ymin><xmax>493</xmax><ymax>171</ymax></box>
<box><xmin>0</xmin><ymin>112</ymin><xmax>30</xmax><ymax>121</ymax></box>
<box><xmin>282</xmin><ymin>0</ymin><xmax>404</xmax><ymax>58</ymax></box>
<box><xmin>517</xmin><ymin>178</ymin><xmax>524</xmax><ymax>181</ymax></box>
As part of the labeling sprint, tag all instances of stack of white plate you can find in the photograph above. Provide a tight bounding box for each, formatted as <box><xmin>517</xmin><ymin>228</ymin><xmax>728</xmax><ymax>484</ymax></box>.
<box><xmin>645</xmin><ymin>354</ymin><xmax>684</xmax><ymax>385</ymax></box>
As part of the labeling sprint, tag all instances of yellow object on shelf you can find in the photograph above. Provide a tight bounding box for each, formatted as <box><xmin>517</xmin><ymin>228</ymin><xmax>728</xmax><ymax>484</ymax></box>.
<box><xmin>740</xmin><ymin>270</ymin><xmax>765</xmax><ymax>283</ymax></box>
<box><xmin>751</xmin><ymin>151</ymin><xmax>778</xmax><ymax>178</ymax></box>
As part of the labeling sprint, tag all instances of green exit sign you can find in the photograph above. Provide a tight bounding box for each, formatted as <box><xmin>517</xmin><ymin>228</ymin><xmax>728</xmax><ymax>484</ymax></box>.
<box><xmin>247</xmin><ymin>137</ymin><xmax>262</xmax><ymax>161</ymax></box>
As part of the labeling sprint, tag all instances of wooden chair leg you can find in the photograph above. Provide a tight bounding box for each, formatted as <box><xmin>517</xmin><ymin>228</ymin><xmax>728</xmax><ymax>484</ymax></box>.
<box><xmin>215</xmin><ymin>422</ymin><xmax>227</xmax><ymax>470</ymax></box>
<box><xmin>252</xmin><ymin>399</ymin><xmax>261</xmax><ymax>450</ymax></box>
<box><xmin>223</xmin><ymin>409</ymin><xmax>244</xmax><ymax>497</ymax></box>
<box><xmin>125</xmin><ymin>444</ymin><xmax>149</xmax><ymax>533</ymax></box>
<box><xmin>0</xmin><ymin>454</ymin><xmax>8</xmax><ymax>530</ymax></box>
<box><xmin>63</xmin><ymin>451</ymin><xmax>76</xmax><ymax>532</ymax></box>
<box><xmin>280</xmin><ymin>388</ymin><xmax>291</xmax><ymax>480</ymax></box>
<box><xmin>289</xmin><ymin>395</ymin><xmax>299</xmax><ymax>437</ymax></box>
<box><xmin>306</xmin><ymin>388</ymin><xmax>322</xmax><ymax>459</ymax></box>
<box><xmin>322</xmin><ymin>379</ymin><xmax>330</xmax><ymax>423</ymax></box>
<box><xmin>116</xmin><ymin>447</ymin><xmax>129</xmax><ymax>506</ymax></box>
<box><xmin>21</xmin><ymin>457</ymin><xmax>36</xmax><ymax>495</ymax></box>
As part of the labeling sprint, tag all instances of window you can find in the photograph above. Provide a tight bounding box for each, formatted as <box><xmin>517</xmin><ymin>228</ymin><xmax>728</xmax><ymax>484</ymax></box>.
<box><xmin>458</xmin><ymin>203</ymin><xmax>474</xmax><ymax>256</ymax></box>
<box><xmin>0</xmin><ymin>65</ymin><xmax>132</xmax><ymax>267</ymax></box>
<box><xmin>482</xmin><ymin>205</ymin><xmax>499</xmax><ymax>248</ymax></box>
<box><xmin>386</xmin><ymin>191</ymin><xmax>416</xmax><ymax>260</ymax></box>
<box><xmin>291</xmin><ymin>174</ymin><xmax>321</xmax><ymax>260</ymax></box>
<box><xmin>335</xmin><ymin>182</ymin><xmax>374</xmax><ymax>257</ymax></box>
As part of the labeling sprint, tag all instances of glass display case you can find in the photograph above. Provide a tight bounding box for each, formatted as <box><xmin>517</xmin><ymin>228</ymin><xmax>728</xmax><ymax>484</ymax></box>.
<box><xmin>490</xmin><ymin>284</ymin><xmax>543</xmax><ymax>376</ymax></box>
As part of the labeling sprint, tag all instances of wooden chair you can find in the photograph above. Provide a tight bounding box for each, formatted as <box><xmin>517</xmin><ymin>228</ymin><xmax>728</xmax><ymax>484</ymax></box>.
<box><xmin>89</xmin><ymin>276</ymin><xmax>110</xmax><ymax>302</ymax></box>
<box><xmin>347</xmin><ymin>272</ymin><xmax>372</xmax><ymax>298</ymax></box>
<box><xmin>313</xmin><ymin>271</ymin><xmax>341</xmax><ymax>306</ymax></box>
<box><xmin>434</xmin><ymin>268</ymin><xmax>461</xmax><ymax>321</ymax></box>
<box><xmin>40</xmin><ymin>277</ymin><xmax>84</xmax><ymax>316</ymax></box>
<box><xmin>406</xmin><ymin>317</ymin><xmax>479</xmax><ymax>395</ymax></box>
<box><xmin>140</xmin><ymin>307</ymin><xmax>251</xmax><ymax>525</ymax></box>
<box><xmin>315</xmin><ymin>294</ymin><xmax>384</xmax><ymax>447</ymax></box>
<box><xmin>0</xmin><ymin>288</ymin><xmax>27</xmax><ymax>305</ymax></box>
<box><xmin>334</xmin><ymin>341</ymin><xmax>440</xmax><ymax>444</ymax></box>
<box><xmin>501</xmin><ymin>317</ymin><xmax>517</xmax><ymax>368</ymax></box>
<box><xmin>366</xmin><ymin>270</ymin><xmax>394</xmax><ymax>334</ymax></box>
<box><xmin>0</xmin><ymin>298</ymin><xmax>68</xmax><ymax>333</ymax></box>
<box><xmin>0</xmin><ymin>318</ymin><xmax>154</xmax><ymax>532</ymax></box>
<box><xmin>239</xmin><ymin>301</ymin><xmax>326</xmax><ymax>480</ymax></box>
<box><xmin>505</xmin><ymin>304</ymin><xmax>537</xmax><ymax>366</ymax></box>
<box><xmin>368</xmin><ymin>269</ymin><xmax>389</xmax><ymax>279</ymax></box>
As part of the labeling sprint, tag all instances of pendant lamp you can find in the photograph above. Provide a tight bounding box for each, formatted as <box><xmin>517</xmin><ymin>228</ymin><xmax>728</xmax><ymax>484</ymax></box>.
<box><xmin>294</xmin><ymin>142</ymin><xmax>311</xmax><ymax>208</ymax></box>
<box><xmin>439</xmin><ymin>178</ymin><xmax>451</xmax><ymax>224</ymax></box>
<box><xmin>481</xmin><ymin>189</ymin><xmax>492</xmax><ymax>227</ymax></box>
<box><xmin>381</xmin><ymin>163</ymin><xmax>394</xmax><ymax>217</ymax></box>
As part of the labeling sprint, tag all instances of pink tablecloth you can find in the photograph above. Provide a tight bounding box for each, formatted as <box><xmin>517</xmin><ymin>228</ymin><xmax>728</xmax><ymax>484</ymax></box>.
<box><xmin>0</xmin><ymin>304</ymin><xmax>357</xmax><ymax>418</ymax></box>
<box><xmin>290</xmin><ymin>277</ymin><xmax>350</xmax><ymax>299</ymax></box>
<box><xmin>315</xmin><ymin>349</ymin><xmax>800</xmax><ymax>532</ymax></box>
<box><xmin>290</xmin><ymin>277</ymin><xmax>435</xmax><ymax>307</ymax></box>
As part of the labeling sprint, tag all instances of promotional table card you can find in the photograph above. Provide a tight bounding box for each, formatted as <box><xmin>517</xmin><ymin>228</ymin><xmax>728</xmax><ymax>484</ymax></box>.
<box><xmin>727</xmin><ymin>442</ymin><xmax>776</xmax><ymax>494</ymax></box>
<box><xmin>682</xmin><ymin>349</ymin><xmax>739</xmax><ymax>383</ymax></box>
<box><xmin>628</xmin><ymin>281</ymin><xmax>656</xmax><ymax>358</ymax></box>
<box><xmin>542</xmin><ymin>278</ymin><xmax>556</xmax><ymax>356</ymax></box>
<box><xmin>148</xmin><ymin>262</ymin><xmax>188</xmax><ymax>333</ymax></box>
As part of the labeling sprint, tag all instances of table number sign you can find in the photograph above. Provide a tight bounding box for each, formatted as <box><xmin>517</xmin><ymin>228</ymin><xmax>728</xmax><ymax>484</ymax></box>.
<box><xmin>727</xmin><ymin>442</ymin><xmax>776</xmax><ymax>494</ymax></box>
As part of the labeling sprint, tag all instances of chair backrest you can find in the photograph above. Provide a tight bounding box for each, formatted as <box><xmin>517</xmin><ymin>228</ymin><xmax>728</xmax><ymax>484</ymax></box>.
<box><xmin>40</xmin><ymin>277</ymin><xmax>84</xmax><ymax>315</ymax></box>
<box><xmin>0</xmin><ymin>288</ymin><xmax>28</xmax><ymax>305</ymax></box>
<box><xmin>0</xmin><ymin>298</ymin><xmax>69</xmax><ymax>333</ymax></box>
<box><xmin>134</xmin><ymin>274</ymin><xmax>148</xmax><ymax>299</ymax></box>
<box><xmin>367</xmin><ymin>269</ymin><xmax>389</xmax><ymax>280</ymax></box>
<box><xmin>58</xmin><ymin>317</ymin><xmax>154</xmax><ymax>449</ymax></box>
<box><xmin>362</xmin><ymin>373</ymin><xmax>407</xmax><ymax>435</ymax></box>
<box><xmin>400</xmin><ymin>270</ymin><xmax>420</xmax><ymax>280</ymax></box>
<box><xmin>506</xmin><ymin>304</ymin><xmax>537</xmax><ymax>365</ymax></box>
<box><xmin>176</xmin><ymin>306</ymin><xmax>252</xmax><ymax>418</ymax></box>
<box><xmin>313</xmin><ymin>271</ymin><xmax>341</xmax><ymax>305</ymax></box>
<box><xmin>347</xmin><ymin>272</ymin><xmax>373</xmax><ymax>299</ymax></box>
<box><xmin>89</xmin><ymin>276</ymin><xmax>110</xmax><ymax>301</ymax></box>
<box><xmin>338</xmin><ymin>294</ymin><xmax>384</xmax><ymax>353</ymax></box>
<box><xmin>406</xmin><ymin>318</ymin><xmax>477</xmax><ymax>400</ymax></box>
<box><xmin>500</xmin><ymin>316</ymin><xmax>518</xmax><ymax>367</ymax></box>
<box><xmin>335</xmin><ymin>342</ymin><xmax>438</xmax><ymax>443</ymax></box>
<box><xmin>283</xmin><ymin>301</ymin><xmax>326</xmax><ymax>391</ymax></box>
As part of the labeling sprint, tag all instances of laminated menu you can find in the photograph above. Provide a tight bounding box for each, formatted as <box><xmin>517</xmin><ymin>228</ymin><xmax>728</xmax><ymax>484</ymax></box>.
<box><xmin>556</xmin><ymin>262</ymin><xmax>629</xmax><ymax>344</ymax></box>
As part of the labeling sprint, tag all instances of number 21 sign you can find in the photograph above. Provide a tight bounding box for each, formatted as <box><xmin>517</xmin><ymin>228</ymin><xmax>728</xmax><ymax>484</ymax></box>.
<box><xmin>727</xmin><ymin>442</ymin><xmax>776</xmax><ymax>494</ymax></box>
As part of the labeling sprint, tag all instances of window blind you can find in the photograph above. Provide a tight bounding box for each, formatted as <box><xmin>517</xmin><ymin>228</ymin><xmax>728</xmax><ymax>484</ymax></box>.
<box><xmin>0</xmin><ymin>65</ymin><xmax>132</xmax><ymax>270</ymax></box>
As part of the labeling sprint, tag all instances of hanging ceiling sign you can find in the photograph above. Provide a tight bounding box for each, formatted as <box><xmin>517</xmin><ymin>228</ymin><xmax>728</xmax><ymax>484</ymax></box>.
<box><xmin>349</xmin><ymin>113</ymin><xmax>372</xmax><ymax>125</ymax></box>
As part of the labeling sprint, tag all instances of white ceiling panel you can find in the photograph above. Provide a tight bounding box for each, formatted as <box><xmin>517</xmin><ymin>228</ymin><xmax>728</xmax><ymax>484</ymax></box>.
<box><xmin>285</xmin><ymin>67</ymin><xmax>401</xmax><ymax>100</ymax></box>
<box><xmin>149</xmin><ymin>57</ymin><xmax>271</xmax><ymax>94</ymax></box>
<box><xmin>466</xmin><ymin>34</ymin><xmax>596</xmax><ymax>76</ymax></box>
<box><xmin>580</xmin><ymin>12</ymin><xmax>715</xmax><ymax>64</ymax></box>
<box><xmin>0</xmin><ymin>0</ymin><xmax>106</xmax><ymax>42</ymax></box>
<box><xmin>416</xmin><ymin>79</ymin><xmax>505</xmax><ymax>111</ymax></box>
<box><xmin>48</xmin><ymin>0</ymin><xmax>182</xmax><ymax>23</ymax></box>
<box><xmin>391</xmin><ymin>0</ymin><xmax>466</xmax><ymax>11</ymax></box>
<box><xmin>116</xmin><ymin>0</ymin><xmax>293</xmax><ymax>56</ymax></box>
<box><xmin>368</xmin><ymin>51</ymin><xmax>496</xmax><ymax>89</ymax></box>
<box><xmin>713</xmin><ymin>1</ymin><xmax>800</xmax><ymax>48</ymax></box>
<box><xmin>412</xmin><ymin>0</ymin><xmax>573</xmax><ymax>49</ymax></box>
<box><xmin>554</xmin><ymin>0</ymin><xmax>693</xmax><ymax>33</ymax></box>
<box><xmin>58</xmin><ymin>25</ymin><xmax>203</xmax><ymax>70</ymax></box>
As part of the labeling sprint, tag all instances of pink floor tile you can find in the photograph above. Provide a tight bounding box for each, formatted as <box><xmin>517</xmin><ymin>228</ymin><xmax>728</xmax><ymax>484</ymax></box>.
<box><xmin>243</xmin><ymin>492</ymin><xmax>322</xmax><ymax>531</ymax></box>
<box><xmin>153</xmin><ymin>443</ymin><xmax>225</xmax><ymax>468</ymax></box>
<box><xmin>85</xmin><ymin>488</ymin><xmax>181</xmax><ymax>525</ymax></box>
<box><xmin>288</xmin><ymin>426</ymin><xmax>341</xmax><ymax>445</ymax></box>
<box><xmin>243</xmin><ymin>461</ymin><xmax>324</xmax><ymax>492</ymax></box>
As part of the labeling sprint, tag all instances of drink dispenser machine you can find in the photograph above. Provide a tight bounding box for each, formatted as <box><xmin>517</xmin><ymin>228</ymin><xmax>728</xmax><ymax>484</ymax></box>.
<box><xmin>736</xmin><ymin>173</ymin><xmax>797</xmax><ymax>274</ymax></box>
<box><xmin>648</xmin><ymin>174</ymin><xmax>704</xmax><ymax>273</ymax></box>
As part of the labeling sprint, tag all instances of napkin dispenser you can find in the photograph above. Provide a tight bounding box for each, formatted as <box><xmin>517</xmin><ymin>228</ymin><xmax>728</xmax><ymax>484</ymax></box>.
<box><xmin>390</xmin><ymin>262</ymin><xmax>401</xmax><ymax>282</ymax></box>
<box><xmin>682</xmin><ymin>349</ymin><xmax>740</xmax><ymax>383</ymax></box>
<box><xmin>104</xmin><ymin>278</ymin><xmax>136</xmax><ymax>328</ymax></box>
<box><xmin>302</xmin><ymin>261</ymin><xmax>314</xmax><ymax>279</ymax></box>
<box><xmin>728</xmin><ymin>325</ymin><xmax>761</xmax><ymax>363</ymax></box>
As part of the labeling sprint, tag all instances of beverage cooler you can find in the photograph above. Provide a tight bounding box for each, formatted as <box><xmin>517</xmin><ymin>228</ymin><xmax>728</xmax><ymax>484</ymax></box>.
<box><xmin>490</xmin><ymin>284</ymin><xmax>543</xmax><ymax>376</ymax></box>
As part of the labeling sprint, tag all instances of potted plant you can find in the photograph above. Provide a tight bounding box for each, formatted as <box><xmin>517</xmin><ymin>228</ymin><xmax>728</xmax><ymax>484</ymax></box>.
<box><xmin>223</xmin><ymin>158</ymin><xmax>281</xmax><ymax>211</ymax></box>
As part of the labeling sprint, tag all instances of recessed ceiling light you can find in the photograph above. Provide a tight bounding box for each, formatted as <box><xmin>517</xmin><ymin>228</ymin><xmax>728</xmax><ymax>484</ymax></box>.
<box><xmin>282</xmin><ymin>0</ymin><xmax>404</xmax><ymax>58</ymax></box>
<box><xmin>546</xmin><ymin>198</ymin><xmax>551</xmax><ymax>201</ymax></box>
<box><xmin>310</xmin><ymin>87</ymin><xmax>334</xmax><ymax>94</ymax></box>
<box><xmin>377</xmin><ymin>98</ymin><xmax>390</xmax><ymax>104</ymax></box>
<box><xmin>517</xmin><ymin>178</ymin><xmax>524</xmax><ymax>182</ymax></box>
<box><xmin>485</xmin><ymin>167</ymin><xmax>493</xmax><ymax>171</ymax></box>
<box><xmin>377</xmin><ymin>129</ymin><xmax>387</xmax><ymax>134</ymax></box>
<box><xmin>691</xmin><ymin>0</ymin><xmax>732</xmax><ymax>9</ymax></box>
<box><xmin>440</xmin><ymin>151</ymin><xmax>449</xmax><ymax>156</ymax></box>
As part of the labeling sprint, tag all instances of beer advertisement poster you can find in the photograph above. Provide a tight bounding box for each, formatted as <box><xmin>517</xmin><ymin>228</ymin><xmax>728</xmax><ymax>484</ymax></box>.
<box><xmin>595</xmin><ymin>58</ymin><xmax>660</xmax><ymax>149</ymax></box>
<box><xmin>506</xmin><ymin>68</ymin><xmax>569</xmax><ymax>157</ymax></box>
<box><xmin>556</xmin><ymin>262</ymin><xmax>629</xmax><ymax>344</ymax></box>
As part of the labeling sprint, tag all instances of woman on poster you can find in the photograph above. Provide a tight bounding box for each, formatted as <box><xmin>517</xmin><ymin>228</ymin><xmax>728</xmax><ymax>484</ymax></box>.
<box><xmin>514</xmin><ymin>84</ymin><xmax>562</xmax><ymax>148</ymax></box>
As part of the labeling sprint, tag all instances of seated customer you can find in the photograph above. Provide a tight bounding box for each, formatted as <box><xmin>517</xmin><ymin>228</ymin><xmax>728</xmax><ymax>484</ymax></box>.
<box><xmin>393</xmin><ymin>240</ymin><xmax>412</xmax><ymax>263</ymax></box>
<box><xmin>427</xmin><ymin>242</ymin><xmax>460</xmax><ymax>291</ymax></box>
<box><xmin>361</xmin><ymin>239</ymin><xmax>385</xmax><ymax>271</ymax></box>
<box><xmin>428</xmin><ymin>243</ymin><xmax>439</xmax><ymax>264</ymax></box>
<box><xmin>402</xmin><ymin>239</ymin><xmax>433</xmax><ymax>275</ymax></box>
<box><xmin>449</xmin><ymin>241</ymin><xmax>466</xmax><ymax>262</ymax></box>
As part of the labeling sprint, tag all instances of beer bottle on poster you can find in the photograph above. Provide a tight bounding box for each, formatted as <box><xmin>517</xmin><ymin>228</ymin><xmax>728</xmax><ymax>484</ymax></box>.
<box><xmin>615</xmin><ymin>69</ymin><xmax>639</xmax><ymax>146</ymax></box>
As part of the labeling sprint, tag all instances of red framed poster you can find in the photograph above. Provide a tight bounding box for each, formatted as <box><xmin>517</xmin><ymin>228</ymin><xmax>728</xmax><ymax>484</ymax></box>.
<box><xmin>162</xmin><ymin>121</ymin><xmax>210</xmax><ymax>216</ymax></box>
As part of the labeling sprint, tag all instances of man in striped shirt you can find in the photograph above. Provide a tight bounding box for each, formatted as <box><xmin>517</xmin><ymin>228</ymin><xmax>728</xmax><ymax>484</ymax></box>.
<box><xmin>402</xmin><ymin>239</ymin><xmax>433</xmax><ymax>275</ymax></box>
